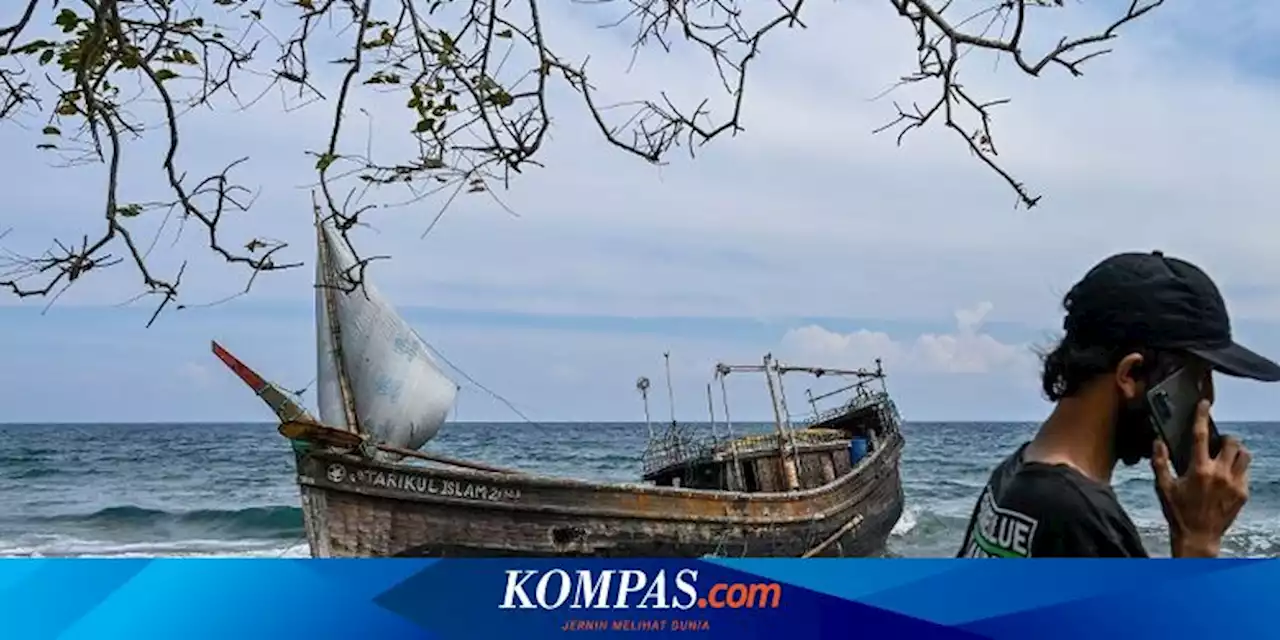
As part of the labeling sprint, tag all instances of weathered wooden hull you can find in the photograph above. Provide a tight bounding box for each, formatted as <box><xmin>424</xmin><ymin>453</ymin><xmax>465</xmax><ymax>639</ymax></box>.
<box><xmin>295</xmin><ymin>430</ymin><xmax>904</xmax><ymax>558</ymax></box>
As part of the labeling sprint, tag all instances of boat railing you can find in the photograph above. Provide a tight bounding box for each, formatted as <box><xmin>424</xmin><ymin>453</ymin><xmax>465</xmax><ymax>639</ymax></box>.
<box><xmin>641</xmin><ymin>428</ymin><xmax>717</xmax><ymax>476</ymax></box>
<box><xmin>714</xmin><ymin>428</ymin><xmax>847</xmax><ymax>457</ymax></box>
<box><xmin>644</xmin><ymin>425</ymin><xmax>856</xmax><ymax>476</ymax></box>
<box><xmin>793</xmin><ymin>389</ymin><xmax>894</xmax><ymax>430</ymax></box>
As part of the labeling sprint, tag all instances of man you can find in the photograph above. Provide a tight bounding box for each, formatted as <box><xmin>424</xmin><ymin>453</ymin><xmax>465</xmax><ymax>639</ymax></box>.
<box><xmin>957</xmin><ymin>251</ymin><xmax>1280</xmax><ymax>558</ymax></box>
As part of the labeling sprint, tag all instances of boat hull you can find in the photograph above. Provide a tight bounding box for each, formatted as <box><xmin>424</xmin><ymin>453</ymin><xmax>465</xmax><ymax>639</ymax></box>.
<box><xmin>294</xmin><ymin>431</ymin><xmax>905</xmax><ymax>558</ymax></box>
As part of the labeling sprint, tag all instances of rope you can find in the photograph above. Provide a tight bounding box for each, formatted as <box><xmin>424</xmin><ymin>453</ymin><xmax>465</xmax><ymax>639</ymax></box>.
<box><xmin>277</xmin><ymin>535</ymin><xmax>308</xmax><ymax>558</ymax></box>
<box><xmin>291</xmin><ymin>376</ymin><xmax>317</xmax><ymax>399</ymax></box>
<box><xmin>413</xmin><ymin>331</ymin><xmax>550</xmax><ymax>430</ymax></box>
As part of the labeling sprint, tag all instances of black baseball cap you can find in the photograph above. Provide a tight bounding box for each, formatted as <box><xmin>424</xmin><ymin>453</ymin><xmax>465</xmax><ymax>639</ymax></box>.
<box><xmin>1063</xmin><ymin>250</ymin><xmax>1280</xmax><ymax>382</ymax></box>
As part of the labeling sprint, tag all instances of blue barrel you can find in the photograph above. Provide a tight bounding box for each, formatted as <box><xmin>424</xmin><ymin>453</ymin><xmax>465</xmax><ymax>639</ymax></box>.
<box><xmin>850</xmin><ymin>437</ymin><xmax>869</xmax><ymax>464</ymax></box>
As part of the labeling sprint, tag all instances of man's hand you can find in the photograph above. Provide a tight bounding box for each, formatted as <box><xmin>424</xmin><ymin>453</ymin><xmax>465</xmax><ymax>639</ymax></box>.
<box><xmin>1151</xmin><ymin>399</ymin><xmax>1250</xmax><ymax>558</ymax></box>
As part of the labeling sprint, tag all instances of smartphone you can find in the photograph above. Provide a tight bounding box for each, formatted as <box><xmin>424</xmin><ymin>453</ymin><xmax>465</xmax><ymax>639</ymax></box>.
<box><xmin>1146</xmin><ymin>365</ymin><xmax>1223</xmax><ymax>476</ymax></box>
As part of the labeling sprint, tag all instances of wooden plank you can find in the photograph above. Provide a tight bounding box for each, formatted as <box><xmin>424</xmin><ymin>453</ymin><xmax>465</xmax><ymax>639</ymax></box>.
<box><xmin>801</xmin><ymin>514</ymin><xmax>865</xmax><ymax>558</ymax></box>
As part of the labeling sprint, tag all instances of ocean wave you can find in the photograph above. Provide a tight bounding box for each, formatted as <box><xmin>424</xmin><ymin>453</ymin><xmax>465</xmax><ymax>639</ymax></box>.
<box><xmin>4</xmin><ymin>467</ymin><xmax>64</xmax><ymax>480</ymax></box>
<box><xmin>890</xmin><ymin>505</ymin><xmax>969</xmax><ymax>539</ymax></box>
<box><xmin>0</xmin><ymin>535</ymin><xmax>308</xmax><ymax>558</ymax></box>
<box><xmin>889</xmin><ymin>504</ymin><xmax>1280</xmax><ymax>559</ymax></box>
<box><xmin>1127</xmin><ymin>521</ymin><xmax>1280</xmax><ymax>558</ymax></box>
<box><xmin>33</xmin><ymin>505</ymin><xmax>304</xmax><ymax>540</ymax></box>
<box><xmin>901</xmin><ymin>477</ymin><xmax>989</xmax><ymax>499</ymax></box>
<box><xmin>1117</xmin><ymin>474</ymin><xmax>1280</xmax><ymax>496</ymax></box>
<box><xmin>0</xmin><ymin>447</ymin><xmax>61</xmax><ymax>461</ymax></box>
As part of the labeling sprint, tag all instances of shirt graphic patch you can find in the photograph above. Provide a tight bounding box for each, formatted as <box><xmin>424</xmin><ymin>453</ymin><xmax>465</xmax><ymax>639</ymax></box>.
<box><xmin>961</xmin><ymin>488</ymin><xmax>1040</xmax><ymax>558</ymax></box>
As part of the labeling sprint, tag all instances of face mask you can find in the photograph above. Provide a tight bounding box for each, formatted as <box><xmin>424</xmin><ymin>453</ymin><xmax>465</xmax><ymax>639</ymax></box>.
<box><xmin>1113</xmin><ymin>389</ymin><xmax>1156</xmax><ymax>466</ymax></box>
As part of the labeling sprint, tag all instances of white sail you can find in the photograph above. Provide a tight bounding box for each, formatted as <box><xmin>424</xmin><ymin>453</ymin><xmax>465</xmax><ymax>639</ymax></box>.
<box><xmin>314</xmin><ymin>221</ymin><xmax>458</xmax><ymax>452</ymax></box>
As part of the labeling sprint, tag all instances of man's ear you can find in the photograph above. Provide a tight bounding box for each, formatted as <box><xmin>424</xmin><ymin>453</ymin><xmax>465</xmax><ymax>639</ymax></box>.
<box><xmin>1114</xmin><ymin>352</ymin><xmax>1146</xmax><ymax>401</ymax></box>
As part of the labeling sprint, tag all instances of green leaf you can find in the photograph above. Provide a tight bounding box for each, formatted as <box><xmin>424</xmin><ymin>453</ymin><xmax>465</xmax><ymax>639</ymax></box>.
<box><xmin>115</xmin><ymin>203</ymin><xmax>144</xmax><ymax>218</ymax></box>
<box><xmin>364</xmin><ymin>71</ymin><xmax>402</xmax><ymax>85</ymax></box>
<box><xmin>414</xmin><ymin>119</ymin><xmax>435</xmax><ymax>133</ymax></box>
<box><xmin>55</xmin><ymin>9</ymin><xmax>81</xmax><ymax>33</ymax></box>
<box><xmin>315</xmin><ymin>153</ymin><xmax>336</xmax><ymax>172</ymax></box>
<box><xmin>38</xmin><ymin>49</ymin><xmax>54</xmax><ymax>65</ymax></box>
<box><xmin>35</xmin><ymin>143</ymin><xmax>56</xmax><ymax>150</ymax></box>
<box><xmin>496</xmin><ymin>29</ymin><xmax>513</xmax><ymax>39</ymax></box>
<box><xmin>488</xmin><ymin>91</ymin><xmax>514</xmax><ymax>108</ymax></box>
<box><xmin>55</xmin><ymin>103</ymin><xmax>77</xmax><ymax>116</ymax></box>
<box><xmin>41</xmin><ymin>126</ymin><xmax>60</xmax><ymax>136</ymax></box>
<box><xmin>154</xmin><ymin>69</ymin><xmax>179</xmax><ymax>82</ymax></box>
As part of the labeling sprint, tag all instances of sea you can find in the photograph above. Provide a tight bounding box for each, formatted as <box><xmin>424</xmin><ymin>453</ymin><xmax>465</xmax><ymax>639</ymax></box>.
<box><xmin>2</xmin><ymin>421</ymin><xmax>1278</xmax><ymax>558</ymax></box>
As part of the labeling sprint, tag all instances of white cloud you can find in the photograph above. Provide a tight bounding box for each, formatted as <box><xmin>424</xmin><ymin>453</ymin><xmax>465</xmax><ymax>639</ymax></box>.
<box><xmin>779</xmin><ymin>302</ymin><xmax>1038</xmax><ymax>375</ymax></box>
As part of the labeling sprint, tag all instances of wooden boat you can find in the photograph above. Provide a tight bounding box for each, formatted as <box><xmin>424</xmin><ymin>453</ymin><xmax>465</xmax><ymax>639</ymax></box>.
<box><xmin>212</xmin><ymin>219</ymin><xmax>905</xmax><ymax>558</ymax></box>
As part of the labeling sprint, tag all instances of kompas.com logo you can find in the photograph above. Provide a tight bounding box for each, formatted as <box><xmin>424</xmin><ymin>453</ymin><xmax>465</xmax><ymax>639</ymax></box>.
<box><xmin>498</xmin><ymin>568</ymin><xmax>782</xmax><ymax>610</ymax></box>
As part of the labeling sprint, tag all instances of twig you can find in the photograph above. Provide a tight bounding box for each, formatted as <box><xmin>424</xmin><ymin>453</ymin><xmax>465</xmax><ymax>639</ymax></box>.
<box><xmin>0</xmin><ymin>0</ymin><xmax>1165</xmax><ymax>318</ymax></box>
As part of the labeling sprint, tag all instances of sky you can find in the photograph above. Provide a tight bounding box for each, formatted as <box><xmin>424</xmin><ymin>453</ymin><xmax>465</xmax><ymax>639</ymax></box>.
<box><xmin>1</xmin><ymin>1</ymin><xmax>1279</xmax><ymax>424</ymax></box>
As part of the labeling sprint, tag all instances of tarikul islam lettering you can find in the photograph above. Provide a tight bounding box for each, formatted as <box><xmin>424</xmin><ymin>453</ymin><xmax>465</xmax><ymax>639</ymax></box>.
<box><xmin>326</xmin><ymin>463</ymin><xmax>521</xmax><ymax>502</ymax></box>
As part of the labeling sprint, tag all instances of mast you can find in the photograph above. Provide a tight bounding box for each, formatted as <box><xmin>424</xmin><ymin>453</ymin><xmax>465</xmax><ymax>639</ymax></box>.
<box><xmin>762</xmin><ymin>354</ymin><xmax>786</xmax><ymax>439</ymax></box>
<box><xmin>704</xmin><ymin>382</ymin><xmax>719</xmax><ymax>441</ymax></box>
<box><xmin>637</xmin><ymin>377</ymin><xmax>654</xmax><ymax>440</ymax></box>
<box><xmin>772</xmin><ymin>360</ymin><xmax>801</xmax><ymax>461</ymax></box>
<box><xmin>315</xmin><ymin>213</ymin><xmax>361</xmax><ymax>434</ymax></box>
<box><xmin>661</xmin><ymin>352</ymin><xmax>683</xmax><ymax>463</ymax></box>
<box><xmin>716</xmin><ymin>366</ymin><xmax>743</xmax><ymax>491</ymax></box>
<box><xmin>717</xmin><ymin>367</ymin><xmax>736</xmax><ymax>442</ymax></box>
<box><xmin>762</xmin><ymin>353</ymin><xmax>800</xmax><ymax>490</ymax></box>
<box><xmin>663</xmin><ymin>352</ymin><xmax>677</xmax><ymax>428</ymax></box>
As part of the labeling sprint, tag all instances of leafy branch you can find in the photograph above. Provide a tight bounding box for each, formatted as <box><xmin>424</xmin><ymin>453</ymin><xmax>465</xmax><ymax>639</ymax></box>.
<box><xmin>0</xmin><ymin>0</ymin><xmax>1164</xmax><ymax>322</ymax></box>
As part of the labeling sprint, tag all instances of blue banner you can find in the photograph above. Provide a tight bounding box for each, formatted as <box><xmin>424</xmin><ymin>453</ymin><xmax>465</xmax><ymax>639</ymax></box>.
<box><xmin>2</xmin><ymin>558</ymin><xmax>1271</xmax><ymax>639</ymax></box>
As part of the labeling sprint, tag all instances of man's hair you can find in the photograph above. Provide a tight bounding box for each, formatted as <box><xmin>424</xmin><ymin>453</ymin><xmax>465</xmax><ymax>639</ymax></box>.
<box><xmin>1039</xmin><ymin>338</ymin><xmax>1139</xmax><ymax>401</ymax></box>
<box><xmin>1038</xmin><ymin>334</ymin><xmax>1181</xmax><ymax>402</ymax></box>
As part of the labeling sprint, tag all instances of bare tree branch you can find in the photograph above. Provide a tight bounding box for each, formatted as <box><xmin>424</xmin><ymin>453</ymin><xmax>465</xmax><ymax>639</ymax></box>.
<box><xmin>875</xmin><ymin>0</ymin><xmax>1165</xmax><ymax>208</ymax></box>
<box><xmin>0</xmin><ymin>0</ymin><xmax>1164</xmax><ymax>323</ymax></box>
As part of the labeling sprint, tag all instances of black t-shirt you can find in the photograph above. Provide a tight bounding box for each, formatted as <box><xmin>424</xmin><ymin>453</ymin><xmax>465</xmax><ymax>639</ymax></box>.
<box><xmin>957</xmin><ymin>444</ymin><xmax>1149</xmax><ymax>558</ymax></box>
